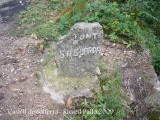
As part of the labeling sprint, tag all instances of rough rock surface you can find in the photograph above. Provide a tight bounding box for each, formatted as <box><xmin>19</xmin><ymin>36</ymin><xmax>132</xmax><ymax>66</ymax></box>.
<box><xmin>39</xmin><ymin>22</ymin><xmax>103</xmax><ymax>104</ymax></box>
<box><xmin>56</xmin><ymin>22</ymin><xmax>103</xmax><ymax>77</ymax></box>
<box><xmin>38</xmin><ymin>60</ymin><xmax>100</xmax><ymax>104</ymax></box>
<box><xmin>101</xmin><ymin>41</ymin><xmax>160</xmax><ymax>118</ymax></box>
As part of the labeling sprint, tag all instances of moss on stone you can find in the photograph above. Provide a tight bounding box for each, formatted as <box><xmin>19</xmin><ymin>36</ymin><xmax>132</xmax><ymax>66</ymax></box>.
<box><xmin>147</xmin><ymin>113</ymin><xmax>160</xmax><ymax>120</ymax></box>
<box><xmin>42</xmin><ymin>62</ymin><xmax>98</xmax><ymax>92</ymax></box>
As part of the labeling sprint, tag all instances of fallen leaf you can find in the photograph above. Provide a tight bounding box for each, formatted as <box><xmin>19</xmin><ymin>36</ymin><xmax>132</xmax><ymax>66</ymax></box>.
<box><xmin>66</xmin><ymin>96</ymin><xmax>72</xmax><ymax>108</ymax></box>
<box><xmin>40</xmin><ymin>44</ymin><xmax>44</xmax><ymax>51</ymax></box>
<box><xmin>31</xmin><ymin>33</ymin><xmax>38</xmax><ymax>40</ymax></box>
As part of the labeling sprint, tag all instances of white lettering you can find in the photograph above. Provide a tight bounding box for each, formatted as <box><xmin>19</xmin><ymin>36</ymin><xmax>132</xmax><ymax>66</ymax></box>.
<box><xmin>88</xmin><ymin>47</ymin><xmax>93</xmax><ymax>54</ymax></box>
<box><xmin>80</xmin><ymin>34</ymin><xmax>85</xmax><ymax>40</ymax></box>
<box><xmin>86</xmin><ymin>34</ymin><xmax>92</xmax><ymax>39</ymax></box>
<box><xmin>60</xmin><ymin>51</ymin><xmax>65</xmax><ymax>58</ymax></box>
<box><xmin>97</xmin><ymin>47</ymin><xmax>101</xmax><ymax>54</ymax></box>
<box><xmin>84</xmin><ymin>48</ymin><xmax>89</xmax><ymax>55</ymax></box>
<box><xmin>93</xmin><ymin>47</ymin><xmax>97</xmax><ymax>53</ymax></box>
<box><xmin>73</xmin><ymin>33</ymin><xmax>100</xmax><ymax>41</ymax></box>
<box><xmin>73</xmin><ymin>49</ymin><xmax>79</xmax><ymax>56</ymax></box>
<box><xmin>93</xmin><ymin>33</ymin><xmax>99</xmax><ymax>39</ymax></box>
<box><xmin>67</xmin><ymin>51</ymin><xmax>72</xmax><ymax>57</ymax></box>
<box><xmin>59</xmin><ymin>47</ymin><xmax>101</xmax><ymax>59</ymax></box>
<box><xmin>74</xmin><ymin>34</ymin><xmax>78</xmax><ymax>40</ymax></box>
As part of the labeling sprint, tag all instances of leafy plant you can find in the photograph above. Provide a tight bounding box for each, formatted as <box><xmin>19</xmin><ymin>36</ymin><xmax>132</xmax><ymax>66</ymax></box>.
<box><xmin>98</xmin><ymin>63</ymin><xmax>106</xmax><ymax>73</ymax></box>
<box><xmin>18</xmin><ymin>0</ymin><xmax>160</xmax><ymax>74</ymax></box>
<box><xmin>57</xmin><ymin>0</ymin><xmax>160</xmax><ymax>75</ymax></box>
<box><xmin>73</xmin><ymin>71</ymin><xmax>126</xmax><ymax>120</ymax></box>
<box><xmin>57</xmin><ymin>14</ymin><xmax>72</xmax><ymax>33</ymax></box>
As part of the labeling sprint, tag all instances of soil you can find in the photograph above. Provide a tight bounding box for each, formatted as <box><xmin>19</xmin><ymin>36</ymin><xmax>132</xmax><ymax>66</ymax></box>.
<box><xmin>0</xmin><ymin>1</ymin><xmax>65</xmax><ymax>120</ymax></box>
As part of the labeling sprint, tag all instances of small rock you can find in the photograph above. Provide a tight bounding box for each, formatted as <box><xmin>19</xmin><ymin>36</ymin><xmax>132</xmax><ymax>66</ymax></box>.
<box><xmin>105</xmin><ymin>41</ymin><xmax>112</xmax><ymax>47</ymax></box>
<box><xmin>11</xmin><ymin>68</ymin><xmax>15</xmax><ymax>72</ymax></box>
<box><xmin>21</xmin><ymin>50</ymin><xmax>25</xmax><ymax>56</ymax></box>
<box><xmin>34</xmin><ymin>82</ymin><xmax>38</xmax><ymax>85</ymax></box>
<box><xmin>96</xmin><ymin>66</ymin><xmax>101</xmax><ymax>75</ymax></box>
<box><xmin>112</xmin><ymin>43</ymin><xmax>116</xmax><ymax>47</ymax></box>
<box><xmin>10</xmin><ymin>58</ymin><xmax>19</xmax><ymax>63</ymax></box>
<box><xmin>122</xmin><ymin>63</ymin><xmax>128</xmax><ymax>68</ymax></box>
<box><xmin>100</xmin><ymin>53</ymin><xmax>104</xmax><ymax>56</ymax></box>
<box><xmin>19</xmin><ymin>76</ymin><xmax>27</xmax><ymax>82</ymax></box>
<box><xmin>104</xmin><ymin>53</ymin><xmax>108</xmax><ymax>56</ymax></box>
<box><xmin>26</xmin><ymin>66</ymin><xmax>30</xmax><ymax>69</ymax></box>
<box><xmin>108</xmin><ymin>52</ymin><xmax>112</xmax><ymax>55</ymax></box>
<box><xmin>40</xmin><ymin>59</ymin><xmax>44</xmax><ymax>63</ymax></box>
<box><xmin>0</xmin><ymin>93</ymin><xmax>4</xmax><ymax>100</ymax></box>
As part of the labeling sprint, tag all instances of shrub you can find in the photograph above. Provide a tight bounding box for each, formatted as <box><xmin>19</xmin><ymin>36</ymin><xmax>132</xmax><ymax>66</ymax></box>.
<box><xmin>18</xmin><ymin>0</ymin><xmax>160</xmax><ymax>74</ymax></box>
<box><xmin>72</xmin><ymin>71</ymin><xmax>126</xmax><ymax>120</ymax></box>
<box><xmin>57</xmin><ymin>0</ymin><xmax>160</xmax><ymax>74</ymax></box>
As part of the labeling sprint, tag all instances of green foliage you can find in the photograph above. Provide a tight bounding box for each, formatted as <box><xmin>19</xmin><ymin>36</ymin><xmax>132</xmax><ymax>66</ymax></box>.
<box><xmin>63</xmin><ymin>0</ymin><xmax>157</xmax><ymax>46</ymax></box>
<box><xmin>18</xmin><ymin>0</ymin><xmax>160</xmax><ymax>74</ymax></box>
<box><xmin>34</xmin><ymin>20</ymin><xmax>58</xmax><ymax>41</ymax></box>
<box><xmin>98</xmin><ymin>63</ymin><xmax>106</xmax><ymax>73</ymax></box>
<box><xmin>57</xmin><ymin>15</ymin><xmax>72</xmax><ymax>34</ymax></box>
<box><xmin>72</xmin><ymin>0</ymin><xmax>87</xmax><ymax>16</ymax></box>
<box><xmin>151</xmin><ymin>42</ymin><xmax>160</xmax><ymax>75</ymax></box>
<box><xmin>73</xmin><ymin>71</ymin><xmax>126</xmax><ymax>120</ymax></box>
<box><xmin>43</xmin><ymin>52</ymin><xmax>55</xmax><ymax>62</ymax></box>
<box><xmin>45</xmin><ymin>0</ymin><xmax>71</xmax><ymax>10</ymax></box>
<box><xmin>147</xmin><ymin>113</ymin><xmax>160</xmax><ymax>120</ymax></box>
<box><xmin>57</xmin><ymin>0</ymin><xmax>160</xmax><ymax>75</ymax></box>
<box><xmin>18</xmin><ymin>0</ymin><xmax>61</xmax><ymax>47</ymax></box>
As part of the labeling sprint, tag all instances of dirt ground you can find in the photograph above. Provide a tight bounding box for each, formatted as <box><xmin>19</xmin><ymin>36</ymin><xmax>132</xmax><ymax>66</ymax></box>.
<box><xmin>0</xmin><ymin>20</ymin><xmax>66</xmax><ymax>120</ymax></box>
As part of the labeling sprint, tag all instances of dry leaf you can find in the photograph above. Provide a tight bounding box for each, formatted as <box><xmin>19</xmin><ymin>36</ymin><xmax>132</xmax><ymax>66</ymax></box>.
<box><xmin>31</xmin><ymin>33</ymin><xmax>38</xmax><ymax>39</ymax></box>
<box><xmin>40</xmin><ymin>44</ymin><xmax>44</xmax><ymax>51</ymax></box>
<box><xmin>66</xmin><ymin>96</ymin><xmax>73</xmax><ymax>108</ymax></box>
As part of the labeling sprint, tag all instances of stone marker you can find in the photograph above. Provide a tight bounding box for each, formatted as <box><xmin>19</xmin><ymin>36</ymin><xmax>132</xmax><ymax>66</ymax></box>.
<box><xmin>38</xmin><ymin>22</ymin><xmax>103</xmax><ymax>104</ymax></box>
<box><xmin>55</xmin><ymin>22</ymin><xmax>103</xmax><ymax>77</ymax></box>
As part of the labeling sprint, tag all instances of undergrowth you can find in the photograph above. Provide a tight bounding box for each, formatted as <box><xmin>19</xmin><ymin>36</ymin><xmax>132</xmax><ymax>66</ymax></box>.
<box><xmin>18</xmin><ymin>0</ymin><xmax>160</xmax><ymax>75</ymax></box>
<box><xmin>64</xmin><ymin>66</ymin><xmax>126</xmax><ymax>120</ymax></box>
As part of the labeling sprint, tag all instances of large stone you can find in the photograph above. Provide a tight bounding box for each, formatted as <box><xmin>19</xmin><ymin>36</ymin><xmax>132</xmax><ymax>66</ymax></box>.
<box><xmin>55</xmin><ymin>22</ymin><xmax>103</xmax><ymax>77</ymax></box>
<box><xmin>38</xmin><ymin>22</ymin><xmax>103</xmax><ymax>104</ymax></box>
<box><xmin>101</xmin><ymin>41</ymin><xmax>160</xmax><ymax>119</ymax></box>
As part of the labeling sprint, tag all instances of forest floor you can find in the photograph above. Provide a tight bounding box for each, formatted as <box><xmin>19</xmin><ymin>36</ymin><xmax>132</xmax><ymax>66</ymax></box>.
<box><xmin>0</xmin><ymin>0</ymin><xmax>65</xmax><ymax>120</ymax></box>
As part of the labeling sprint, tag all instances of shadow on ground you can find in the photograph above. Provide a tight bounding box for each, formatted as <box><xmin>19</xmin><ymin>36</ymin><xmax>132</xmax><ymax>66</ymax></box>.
<box><xmin>0</xmin><ymin>0</ymin><xmax>30</xmax><ymax>23</ymax></box>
